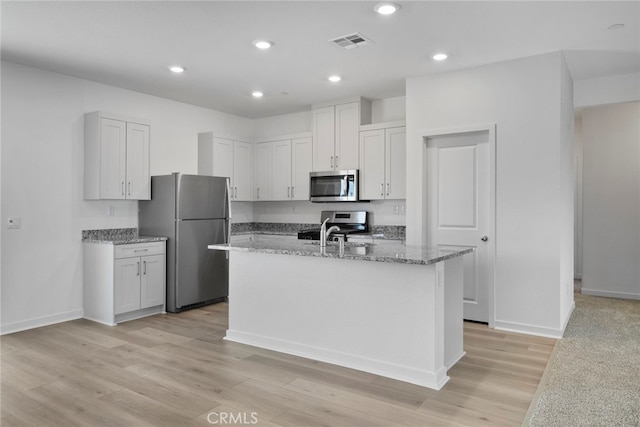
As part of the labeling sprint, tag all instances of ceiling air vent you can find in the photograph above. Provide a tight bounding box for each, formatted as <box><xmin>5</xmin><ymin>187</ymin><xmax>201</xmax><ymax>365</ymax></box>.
<box><xmin>329</xmin><ymin>33</ymin><xmax>373</xmax><ymax>50</ymax></box>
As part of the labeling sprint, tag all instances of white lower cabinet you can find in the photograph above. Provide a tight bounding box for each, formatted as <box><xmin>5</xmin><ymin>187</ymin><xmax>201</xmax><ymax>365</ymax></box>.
<box><xmin>84</xmin><ymin>241</ymin><xmax>166</xmax><ymax>325</ymax></box>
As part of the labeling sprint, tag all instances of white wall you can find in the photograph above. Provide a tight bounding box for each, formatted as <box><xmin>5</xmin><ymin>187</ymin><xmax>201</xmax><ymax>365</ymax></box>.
<box><xmin>0</xmin><ymin>61</ymin><xmax>254</xmax><ymax>334</ymax></box>
<box><xmin>406</xmin><ymin>52</ymin><xmax>574</xmax><ymax>337</ymax></box>
<box><xmin>371</xmin><ymin>96</ymin><xmax>406</xmax><ymax>123</ymax></box>
<box><xmin>574</xmin><ymin>72</ymin><xmax>640</xmax><ymax>108</ymax></box>
<box><xmin>559</xmin><ymin>55</ymin><xmax>575</xmax><ymax>324</ymax></box>
<box><xmin>253</xmin><ymin>110</ymin><xmax>312</xmax><ymax>139</ymax></box>
<box><xmin>252</xmin><ymin>96</ymin><xmax>407</xmax><ymax>140</ymax></box>
<box><xmin>581</xmin><ymin>101</ymin><xmax>640</xmax><ymax>299</ymax></box>
<box><xmin>253</xmin><ymin>200</ymin><xmax>406</xmax><ymax>226</ymax></box>
<box><xmin>574</xmin><ymin>113</ymin><xmax>584</xmax><ymax>279</ymax></box>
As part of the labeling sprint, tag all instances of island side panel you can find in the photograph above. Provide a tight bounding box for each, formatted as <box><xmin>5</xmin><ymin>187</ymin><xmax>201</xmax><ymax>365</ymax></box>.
<box><xmin>225</xmin><ymin>250</ymin><xmax>451</xmax><ymax>389</ymax></box>
<box><xmin>443</xmin><ymin>256</ymin><xmax>465</xmax><ymax>368</ymax></box>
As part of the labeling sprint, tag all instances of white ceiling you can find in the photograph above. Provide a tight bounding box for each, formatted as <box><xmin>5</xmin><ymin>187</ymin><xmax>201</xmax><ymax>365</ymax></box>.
<box><xmin>2</xmin><ymin>1</ymin><xmax>638</xmax><ymax>119</ymax></box>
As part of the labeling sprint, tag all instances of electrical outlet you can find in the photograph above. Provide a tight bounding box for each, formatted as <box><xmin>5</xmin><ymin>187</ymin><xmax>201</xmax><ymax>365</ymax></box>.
<box><xmin>394</xmin><ymin>205</ymin><xmax>399</xmax><ymax>215</ymax></box>
<box><xmin>107</xmin><ymin>205</ymin><xmax>115</xmax><ymax>216</ymax></box>
<box><xmin>7</xmin><ymin>217</ymin><xmax>21</xmax><ymax>229</ymax></box>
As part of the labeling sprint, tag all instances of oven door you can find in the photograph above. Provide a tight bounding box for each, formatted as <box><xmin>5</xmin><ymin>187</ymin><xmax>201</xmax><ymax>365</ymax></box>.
<box><xmin>309</xmin><ymin>170</ymin><xmax>358</xmax><ymax>202</ymax></box>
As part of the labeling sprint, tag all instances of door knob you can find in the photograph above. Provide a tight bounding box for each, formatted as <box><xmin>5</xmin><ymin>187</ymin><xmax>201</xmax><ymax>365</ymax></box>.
<box><xmin>481</xmin><ymin>235</ymin><xmax>489</xmax><ymax>242</ymax></box>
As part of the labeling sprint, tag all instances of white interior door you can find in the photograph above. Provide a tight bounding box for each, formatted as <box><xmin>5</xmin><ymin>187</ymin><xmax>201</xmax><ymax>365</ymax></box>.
<box><xmin>426</xmin><ymin>130</ymin><xmax>493</xmax><ymax>323</ymax></box>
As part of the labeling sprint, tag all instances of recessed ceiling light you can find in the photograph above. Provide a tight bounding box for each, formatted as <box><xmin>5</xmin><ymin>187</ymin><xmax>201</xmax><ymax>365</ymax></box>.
<box><xmin>253</xmin><ymin>40</ymin><xmax>274</xmax><ymax>49</ymax></box>
<box><xmin>432</xmin><ymin>53</ymin><xmax>448</xmax><ymax>61</ymax></box>
<box><xmin>374</xmin><ymin>2</ymin><xmax>400</xmax><ymax>15</ymax></box>
<box><xmin>328</xmin><ymin>75</ymin><xmax>342</xmax><ymax>83</ymax></box>
<box><xmin>252</xmin><ymin>91</ymin><xmax>264</xmax><ymax>98</ymax></box>
<box><xmin>169</xmin><ymin>65</ymin><xmax>185</xmax><ymax>73</ymax></box>
<box><xmin>608</xmin><ymin>23</ymin><xmax>625</xmax><ymax>30</ymax></box>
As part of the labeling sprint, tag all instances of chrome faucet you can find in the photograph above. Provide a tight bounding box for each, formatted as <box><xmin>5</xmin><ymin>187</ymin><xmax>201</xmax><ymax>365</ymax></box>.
<box><xmin>320</xmin><ymin>218</ymin><xmax>340</xmax><ymax>247</ymax></box>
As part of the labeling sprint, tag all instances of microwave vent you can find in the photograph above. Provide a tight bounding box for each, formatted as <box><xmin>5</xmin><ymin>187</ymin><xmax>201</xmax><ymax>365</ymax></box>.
<box><xmin>329</xmin><ymin>32</ymin><xmax>373</xmax><ymax>50</ymax></box>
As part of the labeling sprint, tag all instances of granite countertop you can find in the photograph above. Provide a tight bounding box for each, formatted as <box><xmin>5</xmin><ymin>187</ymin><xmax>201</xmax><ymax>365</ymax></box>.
<box><xmin>82</xmin><ymin>228</ymin><xmax>167</xmax><ymax>245</ymax></box>
<box><xmin>231</xmin><ymin>222</ymin><xmax>406</xmax><ymax>240</ymax></box>
<box><xmin>209</xmin><ymin>235</ymin><xmax>472</xmax><ymax>266</ymax></box>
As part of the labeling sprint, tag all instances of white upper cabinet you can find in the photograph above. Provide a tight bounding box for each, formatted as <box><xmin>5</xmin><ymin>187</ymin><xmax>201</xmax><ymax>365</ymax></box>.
<box><xmin>359</xmin><ymin>125</ymin><xmax>406</xmax><ymax>200</ymax></box>
<box><xmin>272</xmin><ymin>140</ymin><xmax>292</xmax><ymax>201</ymax></box>
<box><xmin>335</xmin><ymin>102</ymin><xmax>360</xmax><ymax>171</ymax></box>
<box><xmin>312</xmin><ymin>106</ymin><xmax>336</xmax><ymax>171</ymax></box>
<box><xmin>85</xmin><ymin>111</ymin><xmax>150</xmax><ymax>200</ymax></box>
<box><xmin>198</xmin><ymin>133</ymin><xmax>253</xmax><ymax>201</ymax></box>
<box><xmin>254</xmin><ymin>141</ymin><xmax>273</xmax><ymax>201</ymax></box>
<box><xmin>233</xmin><ymin>140</ymin><xmax>253</xmax><ymax>201</ymax></box>
<box><xmin>312</xmin><ymin>98</ymin><xmax>371</xmax><ymax>172</ymax></box>
<box><xmin>125</xmin><ymin>123</ymin><xmax>151</xmax><ymax>200</ymax></box>
<box><xmin>291</xmin><ymin>137</ymin><xmax>312</xmax><ymax>200</ymax></box>
<box><xmin>359</xmin><ymin>129</ymin><xmax>386</xmax><ymax>200</ymax></box>
<box><xmin>253</xmin><ymin>134</ymin><xmax>312</xmax><ymax>201</ymax></box>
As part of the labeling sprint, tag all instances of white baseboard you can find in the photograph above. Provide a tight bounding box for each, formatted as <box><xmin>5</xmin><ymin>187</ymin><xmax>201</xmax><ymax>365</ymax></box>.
<box><xmin>447</xmin><ymin>351</ymin><xmax>466</xmax><ymax>370</ymax></box>
<box><xmin>225</xmin><ymin>329</ymin><xmax>450</xmax><ymax>390</ymax></box>
<box><xmin>1</xmin><ymin>309</ymin><xmax>84</xmax><ymax>335</ymax></box>
<box><xmin>561</xmin><ymin>301</ymin><xmax>576</xmax><ymax>334</ymax></box>
<box><xmin>494</xmin><ymin>319</ymin><xmax>567</xmax><ymax>339</ymax></box>
<box><xmin>581</xmin><ymin>288</ymin><xmax>640</xmax><ymax>300</ymax></box>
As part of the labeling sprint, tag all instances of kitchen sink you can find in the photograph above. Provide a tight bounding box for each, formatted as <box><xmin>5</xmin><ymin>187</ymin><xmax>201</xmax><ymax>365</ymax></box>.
<box><xmin>303</xmin><ymin>241</ymin><xmax>373</xmax><ymax>248</ymax></box>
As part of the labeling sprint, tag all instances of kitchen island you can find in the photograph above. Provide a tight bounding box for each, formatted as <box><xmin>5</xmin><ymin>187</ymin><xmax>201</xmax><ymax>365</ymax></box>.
<box><xmin>209</xmin><ymin>235</ymin><xmax>472</xmax><ymax>390</ymax></box>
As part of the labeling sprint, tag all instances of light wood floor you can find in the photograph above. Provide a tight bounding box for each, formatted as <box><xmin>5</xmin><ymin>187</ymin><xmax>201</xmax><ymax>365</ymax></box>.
<box><xmin>1</xmin><ymin>303</ymin><xmax>555</xmax><ymax>426</ymax></box>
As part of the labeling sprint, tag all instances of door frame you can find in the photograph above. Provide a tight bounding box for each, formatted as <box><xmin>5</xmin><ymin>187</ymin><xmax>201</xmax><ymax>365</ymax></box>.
<box><xmin>420</xmin><ymin>124</ymin><xmax>497</xmax><ymax>327</ymax></box>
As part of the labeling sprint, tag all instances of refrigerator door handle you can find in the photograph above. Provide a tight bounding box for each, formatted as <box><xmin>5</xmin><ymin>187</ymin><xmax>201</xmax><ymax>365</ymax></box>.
<box><xmin>226</xmin><ymin>177</ymin><xmax>232</xmax><ymax>259</ymax></box>
<box><xmin>226</xmin><ymin>178</ymin><xmax>232</xmax><ymax>221</ymax></box>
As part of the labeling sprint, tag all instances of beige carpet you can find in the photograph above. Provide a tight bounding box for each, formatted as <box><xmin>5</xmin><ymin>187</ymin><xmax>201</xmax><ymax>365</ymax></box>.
<box><xmin>526</xmin><ymin>294</ymin><xmax>640</xmax><ymax>426</ymax></box>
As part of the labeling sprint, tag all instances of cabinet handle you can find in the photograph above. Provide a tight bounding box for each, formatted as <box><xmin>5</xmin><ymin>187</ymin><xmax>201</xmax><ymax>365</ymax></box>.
<box><xmin>387</xmin><ymin>183</ymin><xmax>390</xmax><ymax>196</ymax></box>
<box><xmin>133</xmin><ymin>249</ymin><xmax>149</xmax><ymax>253</ymax></box>
<box><xmin>380</xmin><ymin>183</ymin><xmax>384</xmax><ymax>196</ymax></box>
<box><xmin>137</xmin><ymin>261</ymin><xmax>140</xmax><ymax>276</ymax></box>
<box><xmin>335</xmin><ymin>156</ymin><xmax>339</xmax><ymax>168</ymax></box>
<box><xmin>128</xmin><ymin>182</ymin><xmax>132</xmax><ymax>196</ymax></box>
<box><xmin>257</xmin><ymin>187</ymin><xmax>260</xmax><ymax>200</ymax></box>
<box><xmin>143</xmin><ymin>260</ymin><xmax>147</xmax><ymax>275</ymax></box>
<box><xmin>287</xmin><ymin>187</ymin><xmax>290</xmax><ymax>198</ymax></box>
<box><xmin>291</xmin><ymin>186</ymin><xmax>295</xmax><ymax>198</ymax></box>
<box><xmin>234</xmin><ymin>187</ymin><xmax>238</xmax><ymax>199</ymax></box>
<box><xmin>121</xmin><ymin>181</ymin><xmax>125</xmax><ymax>196</ymax></box>
<box><xmin>330</xmin><ymin>156</ymin><xmax>333</xmax><ymax>168</ymax></box>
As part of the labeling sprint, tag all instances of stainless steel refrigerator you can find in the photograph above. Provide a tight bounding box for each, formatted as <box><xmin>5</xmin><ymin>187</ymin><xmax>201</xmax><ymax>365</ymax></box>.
<box><xmin>138</xmin><ymin>173</ymin><xmax>230</xmax><ymax>312</ymax></box>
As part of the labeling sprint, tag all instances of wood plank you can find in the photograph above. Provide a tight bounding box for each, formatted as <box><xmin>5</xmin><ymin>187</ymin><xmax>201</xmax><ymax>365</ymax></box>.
<box><xmin>1</xmin><ymin>303</ymin><xmax>555</xmax><ymax>426</ymax></box>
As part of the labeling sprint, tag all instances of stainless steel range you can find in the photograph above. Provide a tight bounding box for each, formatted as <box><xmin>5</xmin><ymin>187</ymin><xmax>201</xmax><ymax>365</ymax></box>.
<box><xmin>297</xmin><ymin>211</ymin><xmax>368</xmax><ymax>241</ymax></box>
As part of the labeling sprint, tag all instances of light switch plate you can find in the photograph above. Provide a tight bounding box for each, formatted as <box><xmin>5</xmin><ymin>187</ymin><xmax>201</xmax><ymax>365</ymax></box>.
<box><xmin>7</xmin><ymin>217</ymin><xmax>21</xmax><ymax>229</ymax></box>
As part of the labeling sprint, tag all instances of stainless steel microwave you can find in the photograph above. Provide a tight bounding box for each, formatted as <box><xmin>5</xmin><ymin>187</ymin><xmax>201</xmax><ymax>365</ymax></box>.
<box><xmin>309</xmin><ymin>170</ymin><xmax>359</xmax><ymax>202</ymax></box>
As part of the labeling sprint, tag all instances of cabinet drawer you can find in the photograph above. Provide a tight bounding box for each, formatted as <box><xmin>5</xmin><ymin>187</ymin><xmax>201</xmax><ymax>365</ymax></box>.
<box><xmin>115</xmin><ymin>242</ymin><xmax>165</xmax><ymax>259</ymax></box>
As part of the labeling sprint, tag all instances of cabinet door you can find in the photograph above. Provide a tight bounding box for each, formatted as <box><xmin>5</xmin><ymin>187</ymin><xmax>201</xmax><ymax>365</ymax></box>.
<box><xmin>233</xmin><ymin>140</ymin><xmax>253</xmax><ymax>201</ymax></box>
<box><xmin>125</xmin><ymin>123</ymin><xmax>150</xmax><ymax>200</ymax></box>
<box><xmin>114</xmin><ymin>257</ymin><xmax>141</xmax><ymax>315</ymax></box>
<box><xmin>386</xmin><ymin>127</ymin><xmax>406</xmax><ymax>199</ymax></box>
<box><xmin>292</xmin><ymin>137</ymin><xmax>312</xmax><ymax>201</ymax></box>
<box><xmin>100</xmin><ymin>118</ymin><xmax>127</xmax><ymax>199</ymax></box>
<box><xmin>254</xmin><ymin>142</ymin><xmax>272</xmax><ymax>201</ymax></box>
<box><xmin>212</xmin><ymin>137</ymin><xmax>234</xmax><ymax>181</ymax></box>
<box><xmin>312</xmin><ymin>106</ymin><xmax>335</xmax><ymax>171</ymax></box>
<box><xmin>140</xmin><ymin>254</ymin><xmax>165</xmax><ymax>309</ymax></box>
<box><xmin>272</xmin><ymin>140</ymin><xmax>292</xmax><ymax>201</ymax></box>
<box><xmin>335</xmin><ymin>102</ymin><xmax>360</xmax><ymax>170</ymax></box>
<box><xmin>359</xmin><ymin>129</ymin><xmax>386</xmax><ymax>200</ymax></box>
